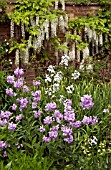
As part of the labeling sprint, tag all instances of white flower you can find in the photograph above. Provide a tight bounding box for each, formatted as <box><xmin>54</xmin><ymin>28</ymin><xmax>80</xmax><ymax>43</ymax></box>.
<box><xmin>59</xmin><ymin>95</ymin><xmax>66</xmax><ymax>103</ymax></box>
<box><xmin>54</xmin><ymin>71</ymin><xmax>63</xmax><ymax>83</ymax></box>
<box><xmin>72</xmin><ymin>70</ymin><xmax>80</xmax><ymax>80</ymax></box>
<box><xmin>86</xmin><ymin>64</ymin><xmax>93</xmax><ymax>71</ymax></box>
<box><xmin>45</xmin><ymin>88</ymin><xmax>52</xmax><ymax>96</ymax></box>
<box><xmin>59</xmin><ymin>55</ymin><xmax>70</xmax><ymax>67</ymax></box>
<box><xmin>45</xmin><ymin>74</ymin><xmax>52</xmax><ymax>83</ymax></box>
<box><xmin>66</xmin><ymin>85</ymin><xmax>74</xmax><ymax>94</ymax></box>
<box><xmin>89</xmin><ymin>136</ymin><xmax>98</xmax><ymax>146</ymax></box>
<box><xmin>47</xmin><ymin>65</ymin><xmax>55</xmax><ymax>74</ymax></box>
<box><xmin>103</xmin><ymin>108</ymin><xmax>109</xmax><ymax>113</ymax></box>
<box><xmin>53</xmin><ymin>83</ymin><xmax>60</xmax><ymax>93</ymax></box>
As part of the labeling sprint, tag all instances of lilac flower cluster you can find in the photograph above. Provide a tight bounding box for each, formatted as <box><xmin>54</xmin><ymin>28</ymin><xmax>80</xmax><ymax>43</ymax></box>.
<box><xmin>31</xmin><ymin>90</ymin><xmax>41</xmax><ymax>109</ymax></box>
<box><xmin>0</xmin><ymin>110</ymin><xmax>17</xmax><ymax>131</ymax></box>
<box><xmin>17</xmin><ymin>97</ymin><xmax>28</xmax><ymax>111</ymax></box>
<box><xmin>79</xmin><ymin>94</ymin><xmax>94</xmax><ymax>110</ymax></box>
<box><xmin>6</xmin><ymin>88</ymin><xmax>16</xmax><ymax>97</ymax></box>
<box><xmin>33</xmin><ymin>80</ymin><xmax>41</xmax><ymax>86</ymax></box>
<box><xmin>82</xmin><ymin>115</ymin><xmax>98</xmax><ymax>125</ymax></box>
<box><xmin>45</xmin><ymin>102</ymin><xmax>56</xmax><ymax>111</ymax></box>
<box><xmin>39</xmin><ymin>95</ymin><xmax>98</xmax><ymax>144</ymax></box>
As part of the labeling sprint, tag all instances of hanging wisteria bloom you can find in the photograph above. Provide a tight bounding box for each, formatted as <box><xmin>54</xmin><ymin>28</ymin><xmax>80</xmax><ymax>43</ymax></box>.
<box><xmin>72</xmin><ymin>70</ymin><xmax>80</xmax><ymax>80</ymax></box>
<box><xmin>14</xmin><ymin>68</ymin><xmax>24</xmax><ymax>77</ymax></box>
<box><xmin>80</xmin><ymin>94</ymin><xmax>94</xmax><ymax>110</ymax></box>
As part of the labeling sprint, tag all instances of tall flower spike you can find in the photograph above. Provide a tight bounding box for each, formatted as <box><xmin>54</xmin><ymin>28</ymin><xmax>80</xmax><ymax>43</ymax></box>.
<box><xmin>59</xmin><ymin>15</ymin><xmax>65</xmax><ymax>32</ymax></box>
<box><xmin>15</xmin><ymin>49</ymin><xmax>19</xmax><ymax>66</ymax></box>
<box><xmin>60</xmin><ymin>0</ymin><xmax>65</xmax><ymax>11</ymax></box>
<box><xmin>55</xmin><ymin>0</ymin><xmax>58</xmax><ymax>10</ymax></box>
<box><xmin>21</xmin><ymin>22</ymin><xmax>25</xmax><ymax>39</ymax></box>
<box><xmin>10</xmin><ymin>19</ymin><xmax>14</xmax><ymax>38</ymax></box>
<box><xmin>24</xmin><ymin>46</ymin><xmax>29</xmax><ymax>64</ymax></box>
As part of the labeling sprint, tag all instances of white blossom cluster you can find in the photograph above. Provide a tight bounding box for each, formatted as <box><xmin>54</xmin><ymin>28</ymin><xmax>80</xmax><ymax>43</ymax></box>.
<box><xmin>59</xmin><ymin>55</ymin><xmax>70</xmax><ymax>67</ymax></box>
<box><xmin>89</xmin><ymin>136</ymin><xmax>98</xmax><ymax>146</ymax></box>
<box><xmin>66</xmin><ymin>85</ymin><xmax>74</xmax><ymax>94</ymax></box>
<box><xmin>71</xmin><ymin>70</ymin><xmax>80</xmax><ymax>80</ymax></box>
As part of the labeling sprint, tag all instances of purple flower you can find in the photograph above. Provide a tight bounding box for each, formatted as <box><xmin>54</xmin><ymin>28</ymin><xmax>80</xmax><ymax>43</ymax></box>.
<box><xmin>32</xmin><ymin>102</ymin><xmax>37</xmax><ymax>109</ymax></box>
<box><xmin>8</xmin><ymin>122</ymin><xmax>16</xmax><ymax>130</ymax></box>
<box><xmin>32</xmin><ymin>90</ymin><xmax>41</xmax><ymax>97</ymax></box>
<box><xmin>0</xmin><ymin>111</ymin><xmax>11</xmax><ymax>119</ymax></box>
<box><xmin>0</xmin><ymin>141</ymin><xmax>7</xmax><ymax>149</ymax></box>
<box><xmin>23</xmin><ymin>85</ymin><xmax>29</xmax><ymax>92</ymax></box>
<box><xmin>15</xmin><ymin>114</ymin><xmax>22</xmax><ymax>122</ymax></box>
<box><xmin>7</xmin><ymin>75</ymin><xmax>14</xmax><ymax>84</ymax></box>
<box><xmin>0</xmin><ymin>119</ymin><xmax>7</xmax><ymax>126</ymax></box>
<box><xmin>3</xmin><ymin>151</ymin><xmax>7</xmax><ymax>157</ymax></box>
<box><xmin>80</xmin><ymin>94</ymin><xmax>94</xmax><ymax>110</ymax></box>
<box><xmin>48</xmin><ymin>131</ymin><xmax>58</xmax><ymax>139</ymax></box>
<box><xmin>64</xmin><ymin>99</ymin><xmax>72</xmax><ymax>106</ymax></box>
<box><xmin>14</xmin><ymin>78</ymin><xmax>23</xmax><ymax>88</ymax></box>
<box><xmin>43</xmin><ymin>136</ymin><xmax>51</xmax><ymax>142</ymax></box>
<box><xmin>71</xmin><ymin>121</ymin><xmax>82</xmax><ymax>128</ymax></box>
<box><xmin>92</xmin><ymin>116</ymin><xmax>98</xmax><ymax>125</ymax></box>
<box><xmin>43</xmin><ymin>116</ymin><xmax>53</xmax><ymax>124</ymax></box>
<box><xmin>33</xmin><ymin>110</ymin><xmax>42</xmax><ymax>118</ymax></box>
<box><xmin>12</xmin><ymin>104</ymin><xmax>17</xmax><ymax>111</ymax></box>
<box><xmin>17</xmin><ymin>97</ymin><xmax>28</xmax><ymax>111</ymax></box>
<box><xmin>45</xmin><ymin>102</ymin><xmax>56</xmax><ymax>111</ymax></box>
<box><xmin>64</xmin><ymin>109</ymin><xmax>75</xmax><ymax>123</ymax></box>
<box><xmin>39</xmin><ymin>125</ymin><xmax>45</xmax><ymax>132</ymax></box>
<box><xmin>64</xmin><ymin>135</ymin><xmax>74</xmax><ymax>143</ymax></box>
<box><xmin>61</xmin><ymin>125</ymin><xmax>72</xmax><ymax>136</ymax></box>
<box><xmin>33</xmin><ymin>97</ymin><xmax>40</xmax><ymax>103</ymax></box>
<box><xmin>6</xmin><ymin>88</ymin><xmax>14</xmax><ymax>96</ymax></box>
<box><xmin>53</xmin><ymin>110</ymin><xmax>63</xmax><ymax>123</ymax></box>
<box><xmin>14</xmin><ymin>68</ymin><xmax>24</xmax><ymax>77</ymax></box>
<box><xmin>82</xmin><ymin>116</ymin><xmax>92</xmax><ymax>125</ymax></box>
<box><xmin>50</xmin><ymin>125</ymin><xmax>59</xmax><ymax>131</ymax></box>
<box><xmin>33</xmin><ymin>80</ymin><xmax>41</xmax><ymax>86</ymax></box>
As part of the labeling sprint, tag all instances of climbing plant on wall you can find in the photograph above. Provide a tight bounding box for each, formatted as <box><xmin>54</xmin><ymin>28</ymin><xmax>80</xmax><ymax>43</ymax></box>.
<box><xmin>8</xmin><ymin>0</ymin><xmax>68</xmax><ymax>66</ymax></box>
<box><xmin>66</xmin><ymin>0</ymin><xmax>111</xmax><ymax>70</ymax></box>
